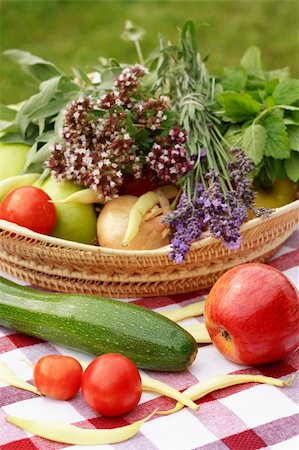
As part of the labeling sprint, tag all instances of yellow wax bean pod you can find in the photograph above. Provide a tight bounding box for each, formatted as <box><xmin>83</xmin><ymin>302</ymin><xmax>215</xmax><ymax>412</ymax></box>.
<box><xmin>0</xmin><ymin>173</ymin><xmax>40</xmax><ymax>201</ymax></box>
<box><xmin>158</xmin><ymin>373</ymin><xmax>294</xmax><ymax>415</ymax></box>
<box><xmin>161</xmin><ymin>301</ymin><xmax>206</xmax><ymax>322</ymax></box>
<box><xmin>6</xmin><ymin>409</ymin><xmax>158</xmax><ymax>445</ymax></box>
<box><xmin>182</xmin><ymin>323</ymin><xmax>212</xmax><ymax>344</ymax></box>
<box><xmin>141</xmin><ymin>374</ymin><xmax>199</xmax><ymax>411</ymax></box>
<box><xmin>52</xmin><ymin>188</ymin><xmax>105</xmax><ymax>204</ymax></box>
<box><xmin>122</xmin><ymin>190</ymin><xmax>160</xmax><ymax>246</ymax></box>
<box><xmin>0</xmin><ymin>359</ymin><xmax>40</xmax><ymax>395</ymax></box>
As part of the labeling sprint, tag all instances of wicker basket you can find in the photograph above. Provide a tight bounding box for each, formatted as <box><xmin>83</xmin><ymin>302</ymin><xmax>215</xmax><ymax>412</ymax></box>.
<box><xmin>0</xmin><ymin>200</ymin><xmax>298</xmax><ymax>298</ymax></box>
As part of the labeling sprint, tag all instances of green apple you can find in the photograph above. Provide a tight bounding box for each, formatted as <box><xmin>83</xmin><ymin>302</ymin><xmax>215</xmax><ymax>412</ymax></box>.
<box><xmin>0</xmin><ymin>143</ymin><xmax>31</xmax><ymax>181</ymax></box>
<box><xmin>39</xmin><ymin>177</ymin><xmax>97</xmax><ymax>245</ymax></box>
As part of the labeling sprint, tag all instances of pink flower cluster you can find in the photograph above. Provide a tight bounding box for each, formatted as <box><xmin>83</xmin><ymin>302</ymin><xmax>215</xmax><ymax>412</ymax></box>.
<box><xmin>147</xmin><ymin>127</ymin><xmax>194</xmax><ymax>184</ymax></box>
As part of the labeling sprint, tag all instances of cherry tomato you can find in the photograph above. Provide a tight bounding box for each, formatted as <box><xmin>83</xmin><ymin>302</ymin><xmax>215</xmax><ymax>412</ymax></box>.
<box><xmin>81</xmin><ymin>353</ymin><xmax>142</xmax><ymax>417</ymax></box>
<box><xmin>0</xmin><ymin>186</ymin><xmax>57</xmax><ymax>235</ymax></box>
<box><xmin>33</xmin><ymin>355</ymin><xmax>83</xmax><ymax>400</ymax></box>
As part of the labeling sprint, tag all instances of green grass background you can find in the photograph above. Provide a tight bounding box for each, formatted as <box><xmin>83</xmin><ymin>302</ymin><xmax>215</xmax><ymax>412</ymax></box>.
<box><xmin>1</xmin><ymin>0</ymin><xmax>298</xmax><ymax>104</ymax></box>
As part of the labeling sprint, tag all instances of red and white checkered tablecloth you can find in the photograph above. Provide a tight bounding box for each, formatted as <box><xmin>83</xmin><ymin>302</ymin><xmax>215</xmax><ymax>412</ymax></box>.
<box><xmin>0</xmin><ymin>230</ymin><xmax>298</xmax><ymax>450</ymax></box>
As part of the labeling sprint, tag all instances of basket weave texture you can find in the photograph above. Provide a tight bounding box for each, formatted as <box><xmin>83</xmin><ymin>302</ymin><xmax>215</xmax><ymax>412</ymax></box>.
<box><xmin>0</xmin><ymin>200</ymin><xmax>298</xmax><ymax>297</ymax></box>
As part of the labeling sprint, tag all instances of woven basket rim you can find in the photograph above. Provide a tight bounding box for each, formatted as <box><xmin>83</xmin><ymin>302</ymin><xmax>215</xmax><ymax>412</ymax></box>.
<box><xmin>1</xmin><ymin>199</ymin><xmax>298</xmax><ymax>255</ymax></box>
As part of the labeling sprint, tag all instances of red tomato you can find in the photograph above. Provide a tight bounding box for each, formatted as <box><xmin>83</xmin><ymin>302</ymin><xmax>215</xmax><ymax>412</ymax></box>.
<box><xmin>0</xmin><ymin>186</ymin><xmax>56</xmax><ymax>235</ymax></box>
<box><xmin>81</xmin><ymin>353</ymin><xmax>142</xmax><ymax>416</ymax></box>
<box><xmin>33</xmin><ymin>355</ymin><xmax>83</xmax><ymax>400</ymax></box>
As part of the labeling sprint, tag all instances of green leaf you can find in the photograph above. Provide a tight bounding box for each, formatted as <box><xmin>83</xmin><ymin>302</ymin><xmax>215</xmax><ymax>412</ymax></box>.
<box><xmin>27</xmin><ymin>95</ymin><xmax>76</xmax><ymax>120</ymax></box>
<box><xmin>285</xmin><ymin>151</ymin><xmax>299</xmax><ymax>182</ymax></box>
<box><xmin>217</xmin><ymin>91</ymin><xmax>261</xmax><ymax>122</ymax></box>
<box><xmin>221</xmin><ymin>67</ymin><xmax>247</xmax><ymax>92</ymax></box>
<box><xmin>240</xmin><ymin>46</ymin><xmax>264</xmax><ymax>79</ymax></box>
<box><xmin>262</xmin><ymin>115</ymin><xmax>290</xmax><ymax>159</ymax></box>
<box><xmin>0</xmin><ymin>132</ymin><xmax>30</xmax><ymax>144</ymax></box>
<box><xmin>242</xmin><ymin>124</ymin><xmax>267</xmax><ymax>165</ymax></box>
<box><xmin>0</xmin><ymin>120</ymin><xmax>20</xmax><ymax>134</ymax></box>
<box><xmin>0</xmin><ymin>104</ymin><xmax>17</xmax><ymax>121</ymax></box>
<box><xmin>264</xmin><ymin>79</ymin><xmax>279</xmax><ymax>97</ymax></box>
<box><xmin>16</xmin><ymin>76</ymin><xmax>64</xmax><ymax>136</ymax></box>
<box><xmin>224</xmin><ymin>125</ymin><xmax>243</xmax><ymax>147</ymax></box>
<box><xmin>287</xmin><ymin>125</ymin><xmax>299</xmax><ymax>151</ymax></box>
<box><xmin>273</xmin><ymin>79</ymin><xmax>299</xmax><ymax>105</ymax></box>
<box><xmin>4</xmin><ymin>49</ymin><xmax>62</xmax><ymax>82</ymax></box>
<box><xmin>267</xmin><ymin>67</ymin><xmax>290</xmax><ymax>82</ymax></box>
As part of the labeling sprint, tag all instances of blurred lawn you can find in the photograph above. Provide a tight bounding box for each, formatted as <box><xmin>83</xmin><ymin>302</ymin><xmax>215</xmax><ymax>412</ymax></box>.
<box><xmin>1</xmin><ymin>0</ymin><xmax>298</xmax><ymax>104</ymax></box>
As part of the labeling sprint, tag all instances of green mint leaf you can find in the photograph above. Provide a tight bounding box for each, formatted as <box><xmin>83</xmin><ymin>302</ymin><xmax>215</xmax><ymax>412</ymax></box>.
<box><xmin>262</xmin><ymin>115</ymin><xmax>290</xmax><ymax>159</ymax></box>
<box><xmin>267</xmin><ymin>67</ymin><xmax>290</xmax><ymax>82</ymax></box>
<box><xmin>221</xmin><ymin>67</ymin><xmax>247</xmax><ymax>92</ymax></box>
<box><xmin>287</xmin><ymin>125</ymin><xmax>299</xmax><ymax>151</ymax></box>
<box><xmin>273</xmin><ymin>79</ymin><xmax>299</xmax><ymax>105</ymax></box>
<box><xmin>285</xmin><ymin>151</ymin><xmax>299</xmax><ymax>182</ymax></box>
<box><xmin>255</xmin><ymin>157</ymin><xmax>286</xmax><ymax>185</ymax></box>
<box><xmin>217</xmin><ymin>91</ymin><xmax>261</xmax><ymax>122</ymax></box>
<box><xmin>242</xmin><ymin>124</ymin><xmax>267</xmax><ymax>165</ymax></box>
<box><xmin>264</xmin><ymin>79</ymin><xmax>279</xmax><ymax>97</ymax></box>
<box><xmin>4</xmin><ymin>49</ymin><xmax>62</xmax><ymax>82</ymax></box>
<box><xmin>240</xmin><ymin>46</ymin><xmax>264</xmax><ymax>79</ymax></box>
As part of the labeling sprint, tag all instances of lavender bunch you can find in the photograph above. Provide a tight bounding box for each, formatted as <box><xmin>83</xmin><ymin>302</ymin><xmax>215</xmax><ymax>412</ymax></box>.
<box><xmin>155</xmin><ymin>21</ymin><xmax>269</xmax><ymax>262</ymax></box>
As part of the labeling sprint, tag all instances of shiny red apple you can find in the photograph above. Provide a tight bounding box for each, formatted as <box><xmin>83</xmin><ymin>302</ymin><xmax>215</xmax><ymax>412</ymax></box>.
<box><xmin>204</xmin><ymin>263</ymin><xmax>299</xmax><ymax>365</ymax></box>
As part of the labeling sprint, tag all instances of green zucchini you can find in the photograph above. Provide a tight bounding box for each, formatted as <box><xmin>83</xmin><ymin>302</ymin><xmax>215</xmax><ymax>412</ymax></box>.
<box><xmin>0</xmin><ymin>277</ymin><xmax>197</xmax><ymax>371</ymax></box>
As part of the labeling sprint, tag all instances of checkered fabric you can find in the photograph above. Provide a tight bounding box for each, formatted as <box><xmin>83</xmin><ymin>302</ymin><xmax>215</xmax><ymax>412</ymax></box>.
<box><xmin>1</xmin><ymin>229</ymin><xmax>298</xmax><ymax>450</ymax></box>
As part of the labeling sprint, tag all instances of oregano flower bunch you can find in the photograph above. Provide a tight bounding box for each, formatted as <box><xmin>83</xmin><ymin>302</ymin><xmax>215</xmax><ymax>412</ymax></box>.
<box><xmin>47</xmin><ymin>65</ymin><xmax>193</xmax><ymax>200</ymax></box>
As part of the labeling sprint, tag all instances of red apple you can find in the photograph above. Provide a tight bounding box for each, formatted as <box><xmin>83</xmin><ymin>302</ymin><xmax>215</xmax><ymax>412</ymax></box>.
<box><xmin>204</xmin><ymin>263</ymin><xmax>299</xmax><ymax>365</ymax></box>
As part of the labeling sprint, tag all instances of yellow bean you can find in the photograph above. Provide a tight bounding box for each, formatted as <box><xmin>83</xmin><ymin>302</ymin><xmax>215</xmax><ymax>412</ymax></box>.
<box><xmin>0</xmin><ymin>173</ymin><xmax>40</xmax><ymax>201</ymax></box>
<box><xmin>122</xmin><ymin>191</ymin><xmax>160</xmax><ymax>246</ymax></box>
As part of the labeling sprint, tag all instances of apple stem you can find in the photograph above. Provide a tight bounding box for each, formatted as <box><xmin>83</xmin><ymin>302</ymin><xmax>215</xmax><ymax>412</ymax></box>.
<box><xmin>221</xmin><ymin>329</ymin><xmax>231</xmax><ymax>341</ymax></box>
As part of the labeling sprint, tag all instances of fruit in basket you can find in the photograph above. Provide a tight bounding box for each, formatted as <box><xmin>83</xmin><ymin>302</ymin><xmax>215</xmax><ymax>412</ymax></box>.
<box><xmin>0</xmin><ymin>143</ymin><xmax>31</xmax><ymax>181</ymax></box>
<box><xmin>254</xmin><ymin>179</ymin><xmax>298</xmax><ymax>209</ymax></box>
<box><xmin>0</xmin><ymin>186</ymin><xmax>57</xmax><ymax>235</ymax></box>
<box><xmin>82</xmin><ymin>354</ymin><xmax>142</xmax><ymax>416</ymax></box>
<box><xmin>33</xmin><ymin>355</ymin><xmax>83</xmax><ymax>400</ymax></box>
<box><xmin>39</xmin><ymin>177</ymin><xmax>97</xmax><ymax>244</ymax></box>
<box><xmin>204</xmin><ymin>263</ymin><xmax>299</xmax><ymax>365</ymax></box>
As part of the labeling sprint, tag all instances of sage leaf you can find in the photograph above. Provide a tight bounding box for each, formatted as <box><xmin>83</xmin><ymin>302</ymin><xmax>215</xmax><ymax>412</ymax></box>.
<box><xmin>285</xmin><ymin>151</ymin><xmax>299</xmax><ymax>182</ymax></box>
<box><xmin>242</xmin><ymin>124</ymin><xmax>266</xmax><ymax>165</ymax></box>
<box><xmin>273</xmin><ymin>79</ymin><xmax>299</xmax><ymax>105</ymax></box>
<box><xmin>27</xmin><ymin>95</ymin><xmax>76</xmax><ymax>120</ymax></box>
<box><xmin>4</xmin><ymin>49</ymin><xmax>62</xmax><ymax>82</ymax></box>
<box><xmin>287</xmin><ymin>125</ymin><xmax>299</xmax><ymax>151</ymax></box>
<box><xmin>217</xmin><ymin>92</ymin><xmax>261</xmax><ymax>122</ymax></box>
<box><xmin>0</xmin><ymin>121</ymin><xmax>20</xmax><ymax>134</ymax></box>
<box><xmin>240</xmin><ymin>46</ymin><xmax>264</xmax><ymax>79</ymax></box>
<box><xmin>0</xmin><ymin>132</ymin><xmax>30</xmax><ymax>144</ymax></box>
<box><xmin>0</xmin><ymin>104</ymin><xmax>17</xmax><ymax>121</ymax></box>
<box><xmin>263</xmin><ymin>115</ymin><xmax>290</xmax><ymax>159</ymax></box>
